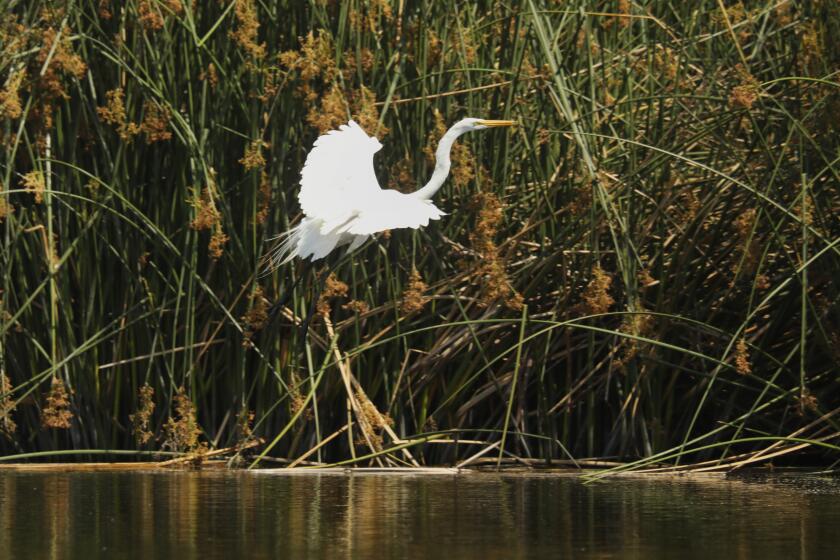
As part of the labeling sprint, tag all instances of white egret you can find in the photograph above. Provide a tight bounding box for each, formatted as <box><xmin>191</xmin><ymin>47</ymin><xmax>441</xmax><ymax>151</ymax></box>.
<box><xmin>267</xmin><ymin>117</ymin><xmax>515</xmax><ymax>267</ymax></box>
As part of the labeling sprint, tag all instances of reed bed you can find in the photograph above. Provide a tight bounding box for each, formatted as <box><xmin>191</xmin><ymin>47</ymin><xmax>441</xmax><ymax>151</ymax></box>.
<box><xmin>0</xmin><ymin>0</ymin><xmax>838</xmax><ymax>473</ymax></box>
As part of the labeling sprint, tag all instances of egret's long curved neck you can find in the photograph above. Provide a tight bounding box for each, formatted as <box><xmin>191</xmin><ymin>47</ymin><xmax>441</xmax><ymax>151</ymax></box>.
<box><xmin>410</xmin><ymin>123</ymin><xmax>471</xmax><ymax>200</ymax></box>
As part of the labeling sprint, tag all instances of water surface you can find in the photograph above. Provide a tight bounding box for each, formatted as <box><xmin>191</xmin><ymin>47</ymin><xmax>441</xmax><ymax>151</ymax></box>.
<box><xmin>1</xmin><ymin>469</ymin><xmax>838</xmax><ymax>559</ymax></box>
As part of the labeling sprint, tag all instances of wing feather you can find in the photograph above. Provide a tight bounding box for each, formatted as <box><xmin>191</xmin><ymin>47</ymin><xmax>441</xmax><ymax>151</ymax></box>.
<box><xmin>338</xmin><ymin>191</ymin><xmax>445</xmax><ymax>236</ymax></box>
<box><xmin>298</xmin><ymin>120</ymin><xmax>383</xmax><ymax>222</ymax></box>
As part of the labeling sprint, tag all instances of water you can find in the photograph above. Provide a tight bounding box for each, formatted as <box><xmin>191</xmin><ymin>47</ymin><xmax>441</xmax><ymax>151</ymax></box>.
<box><xmin>1</xmin><ymin>469</ymin><xmax>838</xmax><ymax>559</ymax></box>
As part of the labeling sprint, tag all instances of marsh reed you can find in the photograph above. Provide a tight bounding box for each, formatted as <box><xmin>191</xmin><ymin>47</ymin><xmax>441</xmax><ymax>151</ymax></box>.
<box><xmin>0</xmin><ymin>0</ymin><xmax>838</xmax><ymax>472</ymax></box>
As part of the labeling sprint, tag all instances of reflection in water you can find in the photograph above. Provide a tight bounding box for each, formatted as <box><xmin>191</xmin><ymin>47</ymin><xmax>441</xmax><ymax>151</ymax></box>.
<box><xmin>0</xmin><ymin>470</ymin><xmax>838</xmax><ymax>559</ymax></box>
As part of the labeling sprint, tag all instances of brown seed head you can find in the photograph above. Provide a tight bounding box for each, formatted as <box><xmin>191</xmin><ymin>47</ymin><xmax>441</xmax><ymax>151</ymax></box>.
<box><xmin>36</xmin><ymin>25</ymin><xmax>86</xmax><ymax>99</ymax></box>
<box><xmin>129</xmin><ymin>384</ymin><xmax>156</xmax><ymax>444</ymax></box>
<box><xmin>734</xmin><ymin>338</ymin><xmax>751</xmax><ymax>376</ymax></box>
<box><xmin>202</xmin><ymin>63</ymin><xmax>219</xmax><ymax>88</ymax></box>
<box><xmin>729</xmin><ymin>65</ymin><xmax>760</xmax><ymax>110</ymax></box>
<box><xmin>242</xmin><ymin>285</ymin><xmax>271</xmax><ymax>340</ymax></box>
<box><xmin>190</xmin><ymin>186</ymin><xmax>221</xmax><ymax>231</ymax></box>
<box><xmin>236</xmin><ymin>408</ymin><xmax>255</xmax><ymax>443</ymax></box>
<box><xmin>352</xmin><ymin>86</ymin><xmax>388</xmax><ymax>137</ymax></box>
<box><xmin>208</xmin><ymin>229</ymin><xmax>228</xmax><ymax>260</ymax></box>
<box><xmin>466</xmin><ymin>193</ymin><xmax>524</xmax><ymax>310</ymax></box>
<box><xmin>231</xmin><ymin>0</ymin><xmax>266</xmax><ymax>60</ymax></box>
<box><xmin>255</xmin><ymin>171</ymin><xmax>272</xmax><ymax>224</ymax></box>
<box><xmin>343</xmin><ymin>300</ymin><xmax>370</xmax><ymax>314</ymax></box>
<box><xmin>0</xmin><ymin>372</ymin><xmax>17</xmax><ymax>440</ymax></box>
<box><xmin>280</xmin><ymin>31</ymin><xmax>337</xmax><ymax>83</ymax></box>
<box><xmin>354</xmin><ymin>387</ymin><xmax>391</xmax><ymax>451</ymax></box>
<box><xmin>388</xmin><ymin>158</ymin><xmax>415</xmax><ymax>193</ymax></box>
<box><xmin>581</xmin><ymin>264</ymin><xmax>614</xmax><ymax>315</ymax></box>
<box><xmin>0</xmin><ymin>67</ymin><xmax>25</xmax><ymax>119</ymax></box>
<box><xmin>140</xmin><ymin>100</ymin><xmax>172</xmax><ymax>144</ymax></box>
<box><xmin>306</xmin><ymin>84</ymin><xmax>348</xmax><ymax>134</ymax></box>
<box><xmin>240</xmin><ymin>139</ymin><xmax>268</xmax><ymax>170</ymax></box>
<box><xmin>0</xmin><ymin>191</ymin><xmax>14</xmax><ymax>222</ymax></box>
<box><xmin>41</xmin><ymin>376</ymin><xmax>73</xmax><ymax>429</ymax></box>
<box><xmin>97</xmin><ymin>89</ymin><xmax>141</xmax><ymax>141</ymax></box>
<box><xmin>163</xmin><ymin>387</ymin><xmax>206</xmax><ymax>454</ymax></box>
<box><xmin>21</xmin><ymin>171</ymin><xmax>46</xmax><ymax>204</ymax></box>
<box><xmin>317</xmin><ymin>273</ymin><xmax>349</xmax><ymax>317</ymax></box>
<box><xmin>400</xmin><ymin>269</ymin><xmax>429</xmax><ymax>314</ymax></box>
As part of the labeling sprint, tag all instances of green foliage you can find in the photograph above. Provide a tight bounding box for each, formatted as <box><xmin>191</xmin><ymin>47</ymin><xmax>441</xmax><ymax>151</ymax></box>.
<box><xmin>0</xmin><ymin>0</ymin><xmax>838</xmax><ymax>470</ymax></box>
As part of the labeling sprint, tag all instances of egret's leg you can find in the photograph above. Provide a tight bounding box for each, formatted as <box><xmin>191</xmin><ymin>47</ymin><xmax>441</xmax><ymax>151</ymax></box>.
<box><xmin>298</xmin><ymin>263</ymin><xmax>330</xmax><ymax>344</ymax></box>
<box><xmin>266</xmin><ymin>264</ymin><xmax>308</xmax><ymax>322</ymax></box>
<box><xmin>268</xmin><ymin>253</ymin><xmax>350</xmax><ymax>344</ymax></box>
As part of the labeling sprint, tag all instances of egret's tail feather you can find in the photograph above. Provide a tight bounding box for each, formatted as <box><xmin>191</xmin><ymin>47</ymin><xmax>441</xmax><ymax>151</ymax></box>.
<box><xmin>260</xmin><ymin>220</ymin><xmax>305</xmax><ymax>275</ymax></box>
<box><xmin>261</xmin><ymin>218</ymin><xmax>347</xmax><ymax>275</ymax></box>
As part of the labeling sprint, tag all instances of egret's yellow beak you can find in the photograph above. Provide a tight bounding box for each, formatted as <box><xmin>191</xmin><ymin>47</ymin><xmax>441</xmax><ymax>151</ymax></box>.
<box><xmin>477</xmin><ymin>119</ymin><xmax>516</xmax><ymax>128</ymax></box>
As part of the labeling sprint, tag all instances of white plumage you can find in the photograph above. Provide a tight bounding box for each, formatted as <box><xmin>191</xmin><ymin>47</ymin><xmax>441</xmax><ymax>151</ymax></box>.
<box><xmin>266</xmin><ymin>117</ymin><xmax>514</xmax><ymax>268</ymax></box>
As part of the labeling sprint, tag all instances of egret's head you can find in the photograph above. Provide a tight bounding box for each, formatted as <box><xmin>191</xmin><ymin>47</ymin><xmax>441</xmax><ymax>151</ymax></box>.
<box><xmin>457</xmin><ymin>118</ymin><xmax>517</xmax><ymax>131</ymax></box>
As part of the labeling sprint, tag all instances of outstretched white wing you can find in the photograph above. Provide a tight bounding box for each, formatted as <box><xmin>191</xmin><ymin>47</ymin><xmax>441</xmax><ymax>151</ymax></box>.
<box><xmin>297</xmin><ymin>120</ymin><xmax>444</xmax><ymax>236</ymax></box>
<box><xmin>298</xmin><ymin>120</ymin><xmax>384</xmax><ymax>227</ymax></box>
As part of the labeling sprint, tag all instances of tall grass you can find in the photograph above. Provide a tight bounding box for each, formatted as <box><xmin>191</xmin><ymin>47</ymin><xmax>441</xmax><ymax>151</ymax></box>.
<box><xmin>0</xmin><ymin>0</ymin><xmax>838</xmax><ymax>470</ymax></box>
